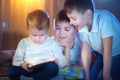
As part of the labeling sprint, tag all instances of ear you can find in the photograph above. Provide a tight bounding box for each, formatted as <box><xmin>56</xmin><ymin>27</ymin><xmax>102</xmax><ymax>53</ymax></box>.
<box><xmin>85</xmin><ymin>9</ymin><xmax>92</xmax><ymax>18</ymax></box>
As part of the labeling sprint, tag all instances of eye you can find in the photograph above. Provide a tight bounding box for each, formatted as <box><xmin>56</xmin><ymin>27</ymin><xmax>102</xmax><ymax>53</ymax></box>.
<box><xmin>72</xmin><ymin>18</ymin><xmax>76</xmax><ymax>21</ymax></box>
<box><xmin>70</xmin><ymin>17</ymin><xmax>76</xmax><ymax>21</ymax></box>
<box><xmin>32</xmin><ymin>34</ymin><xmax>37</xmax><ymax>37</ymax></box>
<box><xmin>55</xmin><ymin>27</ymin><xmax>61</xmax><ymax>30</ymax></box>
<box><xmin>40</xmin><ymin>34</ymin><xmax>44</xmax><ymax>36</ymax></box>
<box><xmin>65</xmin><ymin>27</ymin><xmax>70</xmax><ymax>31</ymax></box>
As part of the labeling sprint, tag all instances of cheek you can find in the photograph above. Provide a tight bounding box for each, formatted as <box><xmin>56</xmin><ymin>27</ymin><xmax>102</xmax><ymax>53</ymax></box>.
<box><xmin>77</xmin><ymin>19</ymin><xmax>82</xmax><ymax>24</ymax></box>
<box><xmin>55</xmin><ymin>34</ymin><xmax>60</xmax><ymax>40</ymax></box>
<box><xmin>30</xmin><ymin>36</ymin><xmax>35</xmax><ymax>40</ymax></box>
<box><xmin>65</xmin><ymin>32</ymin><xmax>74</xmax><ymax>39</ymax></box>
<box><xmin>55</xmin><ymin>31</ymin><xmax>59</xmax><ymax>37</ymax></box>
<box><xmin>41</xmin><ymin>36</ymin><xmax>47</xmax><ymax>40</ymax></box>
<box><xmin>41</xmin><ymin>38</ymin><xmax>46</xmax><ymax>42</ymax></box>
<box><xmin>69</xmin><ymin>30</ymin><xmax>75</xmax><ymax>35</ymax></box>
<box><xmin>30</xmin><ymin>36</ymin><xmax>36</xmax><ymax>42</ymax></box>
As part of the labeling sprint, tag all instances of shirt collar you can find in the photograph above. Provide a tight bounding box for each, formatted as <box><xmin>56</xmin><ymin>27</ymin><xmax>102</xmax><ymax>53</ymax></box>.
<box><xmin>79</xmin><ymin>25</ymin><xmax>89</xmax><ymax>34</ymax></box>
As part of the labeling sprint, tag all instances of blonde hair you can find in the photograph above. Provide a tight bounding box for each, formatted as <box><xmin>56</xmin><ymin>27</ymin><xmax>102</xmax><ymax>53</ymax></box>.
<box><xmin>26</xmin><ymin>9</ymin><xmax>49</xmax><ymax>30</ymax></box>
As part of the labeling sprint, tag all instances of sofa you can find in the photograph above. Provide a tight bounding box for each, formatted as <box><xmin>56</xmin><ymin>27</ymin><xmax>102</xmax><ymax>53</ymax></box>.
<box><xmin>0</xmin><ymin>50</ymin><xmax>15</xmax><ymax>77</ymax></box>
<box><xmin>0</xmin><ymin>50</ymin><xmax>33</xmax><ymax>80</ymax></box>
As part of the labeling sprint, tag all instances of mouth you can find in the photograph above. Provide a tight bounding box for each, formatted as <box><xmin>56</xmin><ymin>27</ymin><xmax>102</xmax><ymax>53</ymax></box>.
<box><xmin>34</xmin><ymin>41</ymin><xmax>42</xmax><ymax>44</ymax></box>
<box><xmin>75</xmin><ymin>25</ymin><xmax>79</xmax><ymax>29</ymax></box>
<box><xmin>58</xmin><ymin>39</ymin><xmax>66</xmax><ymax>43</ymax></box>
<box><xmin>72</xmin><ymin>24</ymin><xmax>79</xmax><ymax>28</ymax></box>
<box><xmin>76</xmin><ymin>25</ymin><xmax>80</xmax><ymax>27</ymax></box>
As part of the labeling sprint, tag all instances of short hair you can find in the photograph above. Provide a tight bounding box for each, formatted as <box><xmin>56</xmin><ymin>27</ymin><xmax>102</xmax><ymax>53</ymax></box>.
<box><xmin>55</xmin><ymin>9</ymin><xmax>70</xmax><ymax>24</ymax></box>
<box><xmin>55</xmin><ymin>9</ymin><xmax>76</xmax><ymax>29</ymax></box>
<box><xmin>26</xmin><ymin>9</ymin><xmax>49</xmax><ymax>30</ymax></box>
<box><xmin>64</xmin><ymin>0</ymin><xmax>94</xmax><ymax>14</ymax></box>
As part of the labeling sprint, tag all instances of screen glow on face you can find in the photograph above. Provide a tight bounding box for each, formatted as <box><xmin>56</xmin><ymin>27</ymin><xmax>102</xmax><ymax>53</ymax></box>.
<box><xmin>67</xmin><ymin>10</ymin><xmax>87</xmax><ymax>30</ymax></box>
<box><xmin>29</xmin><ymin>28</ymin><xmax>48</xmax><ymax>45</ymax></box>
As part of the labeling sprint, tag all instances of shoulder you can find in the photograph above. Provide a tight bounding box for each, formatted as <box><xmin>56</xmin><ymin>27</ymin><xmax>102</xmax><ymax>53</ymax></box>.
<box><xmin>93</xmin><ymin>10</ymin><xmax>117</xmax><ymax>29</ymax></box>
<box><xmin>94</xmin><ymin>10</ymin><xmax>116</xmax><ymax>23</ymax></box>
<box><xmin>19</xmin><ymin>37</ymin><xmax>29</xmax><ymax>42</ymax></box>
<box><xmin>73</xmin><ymin>33</ymin><xmax>82</xmax><ymax>48</ymax></box>
<box><xmin>75</xmin><ymin>33</ymin><xmax>81</xmax><ymax>44</ymax></box>
<box><xmin>46</xmin><ymin>36</ymin><xmax>60</xmax><ymax>46</ymax></box>
<box><xmin>46</xmin><ymin>37</ymin><xmax>63</xmax><ymax>51</ymax></box>
<box><xmin>93</xmin><ymin>10</ymin><xmax>118</xmax><ymax>38</ymax></box>
<box><xmin>18</xmin><ymin>37</ymin><xmax>30</xmax><ymax>46</ymax></box>
<box><xmin>95</xmin><ymin>10</ymin><xmax>113</xmax><ymax>17</ymax></box>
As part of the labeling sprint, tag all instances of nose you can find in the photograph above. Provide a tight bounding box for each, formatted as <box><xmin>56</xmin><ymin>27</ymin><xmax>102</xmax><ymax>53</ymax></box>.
<box><xmin>35</xmin><ymin>36</ymin><xmax>40</xmax><ymax>41</ymax></box>
<box><xmin>59</xmin><ymin>30</ymin><xmax>65</xmax><ymax>38</ymax></box>
<box><xmin>70</xmin><ymin>20</ymin><xmax>74</xmax><ymax>25</ymax></box>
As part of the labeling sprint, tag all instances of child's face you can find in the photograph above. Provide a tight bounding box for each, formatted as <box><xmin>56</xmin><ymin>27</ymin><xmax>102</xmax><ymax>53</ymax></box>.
<box><xmin>29</xmin><ymin>28</ymin><xmax>48</xmax><ymax>45</ymax></box>
<box><xmin>66</xmin><ymin>10</ymin><xmax>88</xmax><ymax>30</ymax></box>
<box><xmin>55</xmin><ymin>21</ymin><xmax>76</xmax><ymax>44</ymax></box>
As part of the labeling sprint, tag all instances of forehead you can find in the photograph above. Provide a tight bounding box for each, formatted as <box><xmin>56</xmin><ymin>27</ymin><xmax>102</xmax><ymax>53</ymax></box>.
<box><xmin>67</xmin><ymin>10</ymin><xmax>83</xmax><ymax>17</ymax></box>
<box><xmin>29</xmin><ymin>28</ymin><xmax>47</xmax><ymax>34</ymax></box>
<box><xmin>56</xmin><ymin>21</ymin><xmax>73</xmax><ymax>27</ymax></box>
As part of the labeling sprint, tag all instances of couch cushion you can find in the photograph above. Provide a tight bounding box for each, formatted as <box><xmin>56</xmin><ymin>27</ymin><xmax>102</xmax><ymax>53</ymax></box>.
<box><xmin>0</xmin><ymin>50</ymin><xmax>15</xmax><ymax>77</ymax></box>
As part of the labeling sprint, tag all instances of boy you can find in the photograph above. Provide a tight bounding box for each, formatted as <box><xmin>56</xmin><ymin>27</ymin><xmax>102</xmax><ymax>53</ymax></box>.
<box><xmin>52</xmin><ymin>9</ymin><xmax>83</xmax><ymax>80</ymax></box>
<box><xmin>7</xmin><ymin>9</ymin><xmax>66</xmax><ymax>80</ymax></box>
<box><xmin>64</xmin><ymin>0</ymin><xmax>120</xmax><ymax>80</ymax></box>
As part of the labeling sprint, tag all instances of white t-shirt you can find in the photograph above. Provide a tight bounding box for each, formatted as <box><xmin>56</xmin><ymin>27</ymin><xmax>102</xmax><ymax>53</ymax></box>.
<box><xmin>12</xmin><ymin>36</ymin><xmax>66</xmax><ymax>67</ymax></box>
<box><xmin>79</xmin><ymin>9</ymin><xmax>120</xmax><ymax>57</ymax></box>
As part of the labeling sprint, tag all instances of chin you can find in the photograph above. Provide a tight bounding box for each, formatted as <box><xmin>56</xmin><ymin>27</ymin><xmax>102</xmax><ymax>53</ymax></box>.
<box><xmin>34</xmin><ymin>42</ymin><xmax>43</xmax><ymax>45</ymax></box>
<box><xmin>78</xmin><ymin>26</ymin><xmax>84</xmax><ymax>30</ymax></box>
<box><xmin>34</xmin><ymin>43</ymin><xmax>40</xmax><ymax>45</ymax></box>
<box><xmin>59</xmin><ymin>40</ymin><xmax>67</xmax><ymax>43</ymax></box>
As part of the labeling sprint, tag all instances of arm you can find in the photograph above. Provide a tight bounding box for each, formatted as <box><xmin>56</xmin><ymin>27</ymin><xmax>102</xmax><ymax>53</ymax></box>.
<box><xmin>103</xmin><ymin>37</ymin><xmax>112</xmax><ymax>80</ymax></box>
<box><xmin>81</xmin><ymin>41</ymin><xmax>91</xmax><ymax>80</ymax></box>
<box><xmin>54</xmin><ymin>37</ymin><xmax>72</xmax><ymax>67</ymax></box>
<box><xmin>64</xmin><ymin>47</ymin><xmax>70</xmax><ymax>66</ymax></box>
<box><xmin>57</xmin><ymin>38</ymin><xmax>74</xmax><ymax>66</ymax></box>
<box><xmin>12</xmin><ymin>39</ymin><xmax>26</xmax><ymax>66</ymax></box>
<box><xmin>55</xmin><ymin>49</ymin><xmax>66</xmax><ymax>67</ymax></box>
<box><xmin>52</xmin><ymin>42</ymin><xmax>66</xmax><ymax>67</ymax></box>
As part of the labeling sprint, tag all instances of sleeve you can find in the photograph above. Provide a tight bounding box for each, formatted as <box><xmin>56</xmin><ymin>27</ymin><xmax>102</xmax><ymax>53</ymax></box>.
<box><xmin>78</xmin><ymin>26</ymin><xmax>89</xmax><ymax>42</ymax></box>
<box><xmin>76</xmin><ymin>33</ymin><xmax>82</xmax><ymax>48</ymax></box>
<box><xmin>78</xmin><ymin>32</ymin><xmax>89</xmax><ymax>46</ymax></box>
<box><xmin>12</xmin><ymin>39</ymin><xmax>27</xmax><ymax>66</ymax></box>
<box><xmin>99</xmin><ymin>12</ymin><xmax>114</xmax><ymax>39</ymax></box>
<box><xmin>52</xmin><ymin>42</ymin><xmax>66</xmax><ymax>68</ymax></box>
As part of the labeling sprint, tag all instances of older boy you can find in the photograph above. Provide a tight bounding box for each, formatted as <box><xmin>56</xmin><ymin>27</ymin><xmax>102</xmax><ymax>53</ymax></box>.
<box><xmin>64</xmin><ymin>0</ymin><xmax>120</xmax><ymax>80</ymax></box>
<box><xmin>7</xmin><ymin>9</ymin><xmax>66</xmax><ymax>80</ymax></box>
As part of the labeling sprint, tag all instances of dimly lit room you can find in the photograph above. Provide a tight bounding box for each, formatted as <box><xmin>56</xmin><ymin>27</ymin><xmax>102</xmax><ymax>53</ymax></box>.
<box><xmin>0</xmin><ymin>0</ymin><xmax>120</xmax><ymax>80</ymax></box>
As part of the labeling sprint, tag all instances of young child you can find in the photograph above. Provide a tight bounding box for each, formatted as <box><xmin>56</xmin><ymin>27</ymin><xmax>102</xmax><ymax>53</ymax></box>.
<box><xmin>7</xmin><ymin>9</ymin><xmax>66</xmax><ymax>80</ymax></box>
<box><xmin>52</xmin><ymin>9</ymin><xmax>84</xmax><ymax>80</ymax></box>
<box><xmin>64</xmin><ymin>0</ymin><xmax>120</xmax><ymax>80</ymax></box>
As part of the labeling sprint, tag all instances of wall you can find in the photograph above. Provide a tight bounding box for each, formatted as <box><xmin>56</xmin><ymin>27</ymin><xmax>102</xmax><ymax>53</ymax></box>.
<box><xmin>93</xmin><ymin>0</ymin><xmax>120</xmax><ymax>20</ymax></box>
<box><xmin>1</xmin><ymin>0</ymin><xmax>12</xmax><ymax>50</ymax></box>
<box><xmin>45</xmin><ymin>0</ymin><xmax>65</xmax><ymax>35</ymax></box>
<box><xmin>0</xmin><ymin>0</ymin><xmax>2</xmax><ymax>50</ymax></box>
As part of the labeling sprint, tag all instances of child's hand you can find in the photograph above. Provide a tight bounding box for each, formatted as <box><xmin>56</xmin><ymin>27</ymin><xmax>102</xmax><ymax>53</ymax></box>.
<box><xmin>21</xmin><ymin>62</ymin><xmax>33</xmax><ymax>72</ymax></box>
